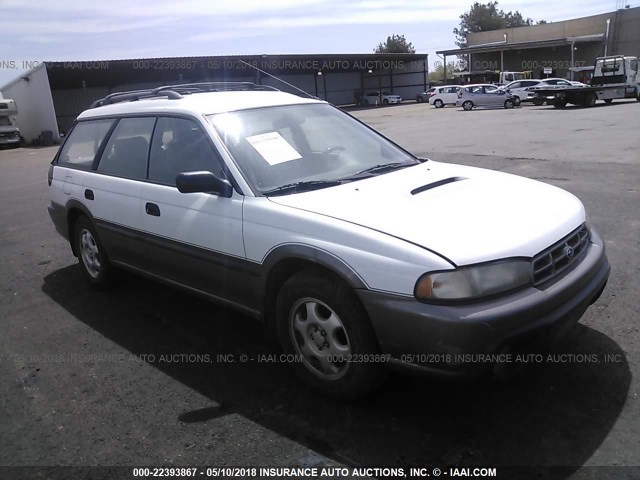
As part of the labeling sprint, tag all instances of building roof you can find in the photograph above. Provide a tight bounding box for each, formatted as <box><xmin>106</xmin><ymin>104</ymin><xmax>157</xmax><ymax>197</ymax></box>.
<box><xmin>45</xmin><ymin>53</ymin><xmax>428</xmax><ymax>90</ymax></box>
<box><xmin>437</xmin><ymin>34</ymin><xmax>604</xmax><ymax>57</ymax></box>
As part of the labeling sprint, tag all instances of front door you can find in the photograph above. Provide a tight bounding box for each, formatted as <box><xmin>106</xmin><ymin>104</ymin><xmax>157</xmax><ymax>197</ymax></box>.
<box><xmin>139</xmin><ymin>116</ymin><xmax>248</xmax><ymax>304</ymax></box>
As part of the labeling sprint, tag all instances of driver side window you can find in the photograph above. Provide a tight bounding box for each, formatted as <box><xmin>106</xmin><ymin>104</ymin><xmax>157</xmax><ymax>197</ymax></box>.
<box><xmin>148</xmin><ymin>117</ymin><xmax>224</xmax><ymax>186</ymax></box>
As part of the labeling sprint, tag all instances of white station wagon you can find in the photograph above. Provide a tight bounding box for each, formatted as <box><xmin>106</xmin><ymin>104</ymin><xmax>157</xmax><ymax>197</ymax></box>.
<box><xmin>48</xmin><ymin>82</ymin><xmax>610</xmax><ymax>399</ymax></box>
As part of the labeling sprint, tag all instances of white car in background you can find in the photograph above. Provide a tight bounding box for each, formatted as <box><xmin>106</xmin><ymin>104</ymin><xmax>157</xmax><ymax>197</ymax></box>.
<box><xmin>362</xmin><ymin>91</ymin><xmax>402</xmax><ymax>105</ymax></box>
<box><xmin>499</xmin><ymin>80</ymin><xmax>545</xmax><ymax>105</ymax></box>
<box><xmin>428</xmin><ymin>86</ymin><xmax>461</xmax><ymax>108</ymax></box>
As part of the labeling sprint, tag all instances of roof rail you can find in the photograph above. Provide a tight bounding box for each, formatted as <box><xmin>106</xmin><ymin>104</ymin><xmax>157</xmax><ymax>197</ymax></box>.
<box><xmin>89</xmin><ymin>82</ymin><xmax>280</xmax><ymax>108</ymax></box>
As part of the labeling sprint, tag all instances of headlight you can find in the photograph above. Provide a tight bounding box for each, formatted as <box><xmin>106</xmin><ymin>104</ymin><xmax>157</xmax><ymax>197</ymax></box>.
<box><xmin>415</xmin><ymin>259</ymin><xmax>532</xmax><ymax>302</ymax></box>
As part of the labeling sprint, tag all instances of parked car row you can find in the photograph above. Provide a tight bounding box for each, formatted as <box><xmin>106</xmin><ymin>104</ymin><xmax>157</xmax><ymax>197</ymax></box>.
<box><xmin>361</xmin><ymin>91</ymin><xmax>402</xmax><ymax>105</ymax></box>
<box><xmin>415</xmin><ymin>77</ymin><xmax>589</xmax><ymax>110</ymax></box>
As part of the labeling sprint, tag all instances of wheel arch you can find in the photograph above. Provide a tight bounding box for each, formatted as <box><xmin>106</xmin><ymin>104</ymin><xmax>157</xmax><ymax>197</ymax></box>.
<box><xmin>65</xmin><ymin>200</ymin><xmax>95</xmax><ymax>257</ymax></box>
<box><xmin>260</xmin><ymin>244</ymin><xmax>368</xmax><ymax>339</ymax></box>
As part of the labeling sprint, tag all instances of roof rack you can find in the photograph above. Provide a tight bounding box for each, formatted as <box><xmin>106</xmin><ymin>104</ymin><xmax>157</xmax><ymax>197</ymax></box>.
<box><xmin>89</xmin><ymin>82</ymin><xmax>280</xmax><ymax>108</ymax></box>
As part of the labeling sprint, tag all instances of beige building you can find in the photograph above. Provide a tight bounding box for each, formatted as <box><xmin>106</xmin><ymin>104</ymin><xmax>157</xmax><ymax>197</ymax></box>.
<box><xmin>437</xmin><ymin>6</ymin><xmax>640</xmax><ymax>82</ymax></box>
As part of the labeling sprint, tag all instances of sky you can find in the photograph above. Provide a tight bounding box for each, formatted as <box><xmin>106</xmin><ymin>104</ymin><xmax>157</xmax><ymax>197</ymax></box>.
<box><xmin>0</xmin><ymin>0</ymin><xmax>625</xmax><ymax>87</ymax></box>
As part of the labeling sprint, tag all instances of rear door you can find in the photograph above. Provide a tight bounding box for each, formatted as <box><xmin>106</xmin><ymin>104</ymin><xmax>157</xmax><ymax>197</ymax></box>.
<box><xmin>138</xmin><ymin>115</ymin><xmax>248</xmax><ymax>305</ymax></box>
<box><xmin>443</xmin><ymin>87</ymin><xmax>458</xmax><ymax>104</ymax></box>
<box><xmin>482</xmin><ymin>85</ymin><xmax>503</xmax><ymax>106</ymax></box>
<box><xmin>92</xmin><ymin>116</ymin><xmax>155</xmax><ymax>265</ymax></box>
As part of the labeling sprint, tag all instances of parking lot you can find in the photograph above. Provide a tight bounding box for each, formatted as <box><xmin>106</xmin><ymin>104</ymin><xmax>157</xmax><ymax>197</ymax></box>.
<box><xmin>1</xmin><ymin>100</ymin><xmax>639</xmax><ymax>477</ymax></box>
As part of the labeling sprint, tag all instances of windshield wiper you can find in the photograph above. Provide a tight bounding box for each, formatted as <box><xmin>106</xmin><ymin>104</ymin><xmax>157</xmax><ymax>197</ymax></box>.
<box><xmin>342</xmin><ymin>162</ymin><xmax>413</xmax><ymax>181</ymax></box>
<box><xmin>262</xmin><ymin>179</ymin><xmax>343</xmax><ymax>197</ymax></box>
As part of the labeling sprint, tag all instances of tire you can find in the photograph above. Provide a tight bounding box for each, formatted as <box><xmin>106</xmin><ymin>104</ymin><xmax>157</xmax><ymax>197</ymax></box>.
<box><xmin>462</xmin><ymin>101</ymin><xmax>473</xmax><ymax>111</ymax></box>
<box><xmin>532</xmin><ymin>98</ymin><xmax>544</xmax><ymax>106</ymax></box>
<box><xmin>604</xmin><ymin>99</ymin><xmax>613</xmax><ymax>104</ymax></box>
<box><xmin>584</xmin><ymin>92</ymin><xmax>597</xmax><ymax>107</ymax></box>
<box><xmin>504</xmin><ymin>99</ymin><xmax>515</xmax><ymax>109</ymax></box>
<box><xmin>513</xmin><ymin>96</ymin><xmax>521</xmax><ymax>106</ymax></box>
<box><xmin>434</xmin><ymin>99</ymin><xmax>444</xmax><ymax>108</ymax></box>
<box><xmin>382</xmin><ymin>99</ymin><xmax>389</xmax><ymax>105</ymax></box>
<box><xmin>74</xmin><ymin>215</ymin><xmax>114</xmax><ymax>289</ymax></box>
<box><xmin>416</xmin><ymin>95</ymin><xmax>424</xmax><ymax>103</ymax></box>
<box><xmin>275</xmin><ymin>270</ymin><xmax>383</xmax><ymax>400</ymax></box>
<box><xmin>553</xmin><ymin>99</ymin><xmax>567</xmax><ymax>109</ymax></box>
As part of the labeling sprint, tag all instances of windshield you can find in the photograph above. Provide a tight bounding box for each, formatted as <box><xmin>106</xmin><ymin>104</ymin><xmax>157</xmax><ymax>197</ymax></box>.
<box><xmin>208</xmin><ymin>103</ymin><xmax>418</xmax><ymax>195</ymax></box>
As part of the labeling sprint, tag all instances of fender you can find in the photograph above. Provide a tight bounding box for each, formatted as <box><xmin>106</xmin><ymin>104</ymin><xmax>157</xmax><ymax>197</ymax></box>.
<box><xmin>260</xmin><ymin>243</ymin><xmax>368</xmax><ymax>291</ymax></box>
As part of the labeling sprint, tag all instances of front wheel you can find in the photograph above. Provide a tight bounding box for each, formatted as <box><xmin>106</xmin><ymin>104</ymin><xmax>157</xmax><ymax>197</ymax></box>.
<box><xmin>74</xmin><ymin>216</ymin><xmax>114</xmax><ymax>289</ymax></box>
<box><xmin>504</xmin><ymin>99</ymin><xmax>515</xmax><ymax>109</ymax></box>
<box><xmin>275</xmin><ymin>270</ymin><xmax>383</xmax><ymax>400</ymax></box>
<box><xmin>382</xmin><ymin>99</ymin><xmax>389</xmax><ymax>105</ymax></box>
<box><xmin>434</xmin><ymin>99</ymin><xmax>444</xmax><ymax>108</ymax></box>
<box><xmin>462</xmin><ymin>101</ymin><xmax>473</xmax><ymax>111</ymax></box>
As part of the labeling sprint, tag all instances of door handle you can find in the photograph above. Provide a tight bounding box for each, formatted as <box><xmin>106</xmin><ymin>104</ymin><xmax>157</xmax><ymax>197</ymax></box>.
<box><xmin>84</xmin><ymin>189</ymin><xmax>94</xmax><ymax>200</ymax></box>
<box><xmin>145</xmin><ymin>202</ymin><xmax>160</xmax><ymax>217</ymax></box>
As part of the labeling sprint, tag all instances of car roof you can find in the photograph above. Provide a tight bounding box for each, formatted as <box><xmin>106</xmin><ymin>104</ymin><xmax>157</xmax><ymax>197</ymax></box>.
<box><xmin>463</xmin><ymin>84</ymin><xmax>497</xmax><ymax>88</ymax></box>
<box><xmin>77</xmin><ymin>90</ymin><xmax>323</xmax><ymax>120</ymax></box>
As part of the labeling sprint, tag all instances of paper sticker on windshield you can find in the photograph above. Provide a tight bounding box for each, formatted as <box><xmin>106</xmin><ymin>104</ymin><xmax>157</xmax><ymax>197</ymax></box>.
<box><xmin>246</xmin><ymin>132</ymin><xmax>302</xmax><ymax>166</ymax></box>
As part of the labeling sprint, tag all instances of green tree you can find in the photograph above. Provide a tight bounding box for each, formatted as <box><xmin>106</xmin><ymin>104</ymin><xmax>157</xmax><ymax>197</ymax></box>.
<box><xmin>453</xmin><ymin>2</ymin><xmax>541</xmax><ymax>48</ymax></box>
<box><xmin>429</xmin><ymin>61</ymin><xmax>457</xmax><ymax>83</ymax></box>
<box><xmin>374</xmin><ymin>34</ymin><xmax>416</xmax><ymax>54</ymax></box>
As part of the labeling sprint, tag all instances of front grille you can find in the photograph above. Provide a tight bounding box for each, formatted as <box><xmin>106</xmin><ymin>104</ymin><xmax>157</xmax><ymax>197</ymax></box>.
<box><xmin>532</xmin><ymin>224</ymin><xmax>590</xmax><ymax>285</ymax></box>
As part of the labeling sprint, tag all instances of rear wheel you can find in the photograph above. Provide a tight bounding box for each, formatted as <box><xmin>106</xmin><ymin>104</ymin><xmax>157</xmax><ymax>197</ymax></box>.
<box><xmin>434</xmin><ymin>99</ymin><xmax>444</xmax><ymax>108</ymax></box>
<box><xmin>382</xmin><ymin>99</ymin><xmax>389</xmax><ymax>105</ymax></box>
<box><xmin>504</xmin><ymin>99</ymin><xmax>515</xmax><ymax>109</ymax></box>
<box><xmin>462</xmin><ymin>101</ymin><xmax>473</xmax><ymax>111</ymax></box>
<box><xmin>275</xmin><ymin>270</ymin><xmax>383</xmax><ymax>400</ymax></box>
<box><xmin>74</xmin><ymin>216</ymin><xmax>114</xmax><ymax>289</ymax></box>
<box><xmin>416</xmin><ymin>95</ymin><xmax>424</xmax><ymax>103</ymax></box>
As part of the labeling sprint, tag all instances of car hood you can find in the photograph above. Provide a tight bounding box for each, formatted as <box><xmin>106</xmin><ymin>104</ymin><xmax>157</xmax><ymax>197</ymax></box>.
<box><xmin>268</xmin><ymin>161</ymin><xmax>585</xmax><ymax>266</ymax></box>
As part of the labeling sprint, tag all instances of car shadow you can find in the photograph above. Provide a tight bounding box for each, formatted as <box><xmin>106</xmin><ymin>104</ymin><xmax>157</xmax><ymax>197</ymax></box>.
<box><xmin>42</xmin><ymin>265</ymin><xmax>630</xmax><ymax>477</ymax></box>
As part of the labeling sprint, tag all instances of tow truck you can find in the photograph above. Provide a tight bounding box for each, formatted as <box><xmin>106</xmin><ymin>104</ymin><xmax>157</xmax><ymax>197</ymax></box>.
<box><xmin>530</xmin><ymin>55</ymin><xmax>640</xmax><ymax>108</ymax></box>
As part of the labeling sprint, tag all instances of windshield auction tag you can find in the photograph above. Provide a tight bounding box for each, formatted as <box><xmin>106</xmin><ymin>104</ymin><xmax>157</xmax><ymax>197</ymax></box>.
<box><xmin>246</xmin><ymin>132</ymin><xmax>302</xmax><ymax>165</ymax></box>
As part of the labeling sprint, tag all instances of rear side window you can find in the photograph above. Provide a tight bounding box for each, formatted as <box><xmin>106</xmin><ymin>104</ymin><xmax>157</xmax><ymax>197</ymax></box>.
<box><xmin>57</xmin><ymin>119</ymin><xmax>114</xmax><ymax>168</ymax></box>
<box><xmin>97</xmin><ymin>117</ymin><xmax>156</xmax><ymax>179</ymax></box>
<box><xmin>148</xmin><ymin>117</ymin><xmax>224</xmax><ymax>186</ymax></box>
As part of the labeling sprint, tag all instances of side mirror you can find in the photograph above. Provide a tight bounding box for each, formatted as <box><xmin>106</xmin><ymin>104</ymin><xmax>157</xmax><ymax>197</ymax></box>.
<box><xmin>176</xmin><ymin>171</ymin><xmax>233</xmax><ymax>197</ymax></box>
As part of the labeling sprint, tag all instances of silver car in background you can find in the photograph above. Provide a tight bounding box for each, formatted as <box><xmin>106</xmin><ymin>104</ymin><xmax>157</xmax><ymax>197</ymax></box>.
<box><xmin>456</xmin><ymin>84</ymin><xmax>518</xmax><ymax>111</ymax></box>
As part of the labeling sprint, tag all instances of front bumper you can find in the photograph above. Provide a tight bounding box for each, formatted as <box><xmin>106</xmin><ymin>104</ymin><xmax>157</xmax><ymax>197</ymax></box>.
<box><xmin>357</xmin><ymin>227</ymin><xmax>610</xmax><ymax>376</ymax></box>
<box><xmin>0</xmin><ymin>136</ymin><xmax>20</xmax><ymax>145</ymax></box>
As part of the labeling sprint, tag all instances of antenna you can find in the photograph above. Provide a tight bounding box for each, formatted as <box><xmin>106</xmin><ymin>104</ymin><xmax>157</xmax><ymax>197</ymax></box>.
<box><xmin>237</xmin><ymin>59</ymin><xmax>319</xmax><ymax>100</ymax></box>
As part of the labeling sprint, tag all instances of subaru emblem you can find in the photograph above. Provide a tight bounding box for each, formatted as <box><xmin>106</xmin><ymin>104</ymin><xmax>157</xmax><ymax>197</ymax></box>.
<box><xmin>564</xmin><ymin>245</ymin><xmax>575</xmax><ymax>258</ymax></box>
